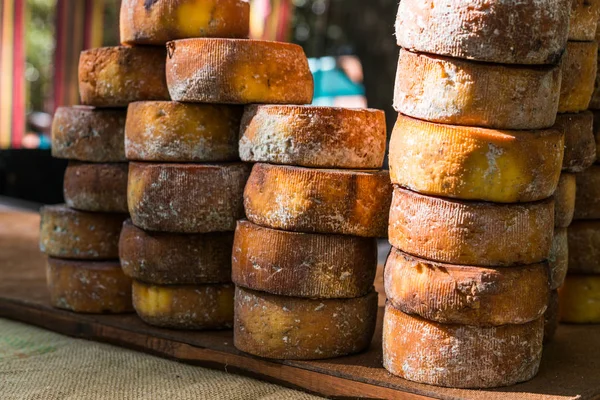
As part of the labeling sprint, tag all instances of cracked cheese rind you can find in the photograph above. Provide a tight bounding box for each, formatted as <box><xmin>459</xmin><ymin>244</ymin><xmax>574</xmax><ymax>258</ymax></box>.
<box><xmin>544</xmin><ymin>290</ymin><xmax>560</xmax><ymax>343</ymax></box>
<box><xmin>63</xmin><ymin>162</ymin><xmax>128</xmax><ymax>213</ymax></box>
<box><xmin>569</xmin><ymin>0</ymin><xmax>600</xmax><ymax>41</ymax></box>
<box><xmin>549</xmin><ymin>228</ymin><xmax>569</xmax><ymax>291</ymax></box>
<box><xmin>574</xmin><ymin>165</ymin><xmax>600</xmax><ymax>220</ymax></box>
<box><xmin>554</xmin><ymin>173</ymin><xmax>576</xmax><ymax>228</ymax></box>
<box><xmin>567</xmin><ymin>221</ymin><xmax>600</xmax><ymax>274</ymax></box>
<box><xmin>560</xmin><ymin>275</ymin><xmax>600</xmax><ymax>323</ymax></box>
<box><xmin>559</xmin><ymin>41</ymin><xmax>598</xmax><ymax>113</ymax></box>
<box><xmin>554</xmin><ymin>111</ymin><xmax>596</xmax><ymax>172</ymax></box>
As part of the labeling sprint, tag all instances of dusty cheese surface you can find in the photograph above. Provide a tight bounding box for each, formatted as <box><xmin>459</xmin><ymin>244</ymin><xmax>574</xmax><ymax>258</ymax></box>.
<box><xmin>548</xmin><ymin>228</ymin><xmax>569</xmax><ymax>291</ymax></box>
<box><xmin>568</xmin><ymin>221</ymin><xmax>600</xmax><ymax>274</ymax></box>
<box><xmin>559</xmin><ymin>41</ymin><xmax>598</xmax><ymax>113</ymax></box>
<box><xmin>574</xmin><ymin>165</ymin><xmax>600</xmax><ymax>220</ymax></box>
<box><xmin>569</xmin><ymin>0</ymin><xmax>600</xmax><ymax>41</ymax></box>
<box><xmin>554</xmin><ymin>173</ymin><xmax>576</xmax><ymax>228</ymax></box>
<box><xmin>554</xmin><ymin>111</ymin><xmax>596</xmax><ymax>173</ymax></box>
<box><xmin>560</xmin><ymin>275</ymin><xmax>600</xmax><ymax>323</ymax></box>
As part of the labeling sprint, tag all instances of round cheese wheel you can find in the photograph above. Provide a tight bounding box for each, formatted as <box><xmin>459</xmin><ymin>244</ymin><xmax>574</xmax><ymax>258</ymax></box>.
<box><xmin>549</xmin><ymin>228</ymin><xmax>569</xmax><ymax>291</ymax></box>
<box><xmin>166</xmin><ymin>38</ymin><xmax>313</xmax><ymax>104</ymax></box>
<box><xmin>590</xmin><ymin>68</ymin><xmax>600</xmax><ymax>110</ymax></box>
<box><xmin>567</xmin><ymin>221</ymin><xmax>600</xmax><ymax>274</ymax></box>
<box><xmin>39</xmin><ymin>205</ymin><xmax>127</xmax><ymax>260</ymax></box>
<box><xmin>63</xmin><ymin>162</ymin><xmax>128</xmax><ymax>213</ymax></box>
<box><xmin>382</xmin><ymin>304</ymin><xmax>544</xmax><ymax>389</ymax></box>
<box><xmin>574</xmin><ymin>165</ymin><xmax>600</xmax><ymax>220</ymax></box>
<box><xmin>233</xmin><ymin>286</ymin><xmax>377</xmax><ymax>360</ymax></box>
<box><xmin>232</xmin><ymin>220</ymin><xmax>377</xmax><ymax>298</ymax></box>
<box><xmin>544</xmin><ymin>290</ymin><xmax>560</xmax><ymax>343</ymax></box>
<box><xmin>120</xmin><ymin>0</ymin><xmax>250</xmax><ymax>45</ymax></box>
<box><xmin>559</xmin><ymin>41</ymin><xmax>598</xmax><ymax>113</ymax></box>
<box><xmin>244</xmin><ymin>163</ymin><xmax>392</xmax><ymax>237</ymax></box>
<box><xmin>389</xmin><ymin>114</ymin><xmax>564</xmax><ymax>203</ymax></box>
<box><xmin>569</xmin><ymin>0</ymin><xmax>600</xmax><ymax>41</ymax></box>
<box><xmin>128</xmin><ymin>162</ymin><xmax>250</xmax><ymax>233</ymax></box>
<box><xmin>554</xmin><ymin>173</ymin><xmax>576</xmax><ymax>228</ymax></box>
<box><xmin>132</xmin><ymin>280</ymin><xmax>234</xmax><ymax>329</ymax></box>
<box><xmin>79</xmin><ymin>46</ymin><xmax>170</xmax><ymax>107</ymax></box>
<box><xmin>554</xmin><ymin>111</ymin><xmax>595</xmax><ymax>173</ymax></box>
<box><xmin>51</xmin><ymin>106</ymin><xmax>126</xmax><ymax>162</ymax></box>
<box><xmin>47</xmin><ymin>257</ymin><xmax>133</xmax><ymax>314</ymax></box>
<box><xmin>560</xmin><ymin>275</ymin><xmax>600</xmax><ymax>323</ymax></box>
<box><xmin>125</xmin><ymin>101</ymin><xmax>242</xmax><ymax>162</ymax></box>
<box><xmin>389</xmin><ymin>187</ymin><xmax>554</xmax><ymax>267</ymax></box>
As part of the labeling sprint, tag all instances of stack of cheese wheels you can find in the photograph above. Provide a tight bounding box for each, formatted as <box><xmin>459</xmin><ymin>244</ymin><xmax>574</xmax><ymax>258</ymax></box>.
<box><xmin>386</xmin><ymin>0</ymin><xmax>570</xmax><ymax>388</ymax></box>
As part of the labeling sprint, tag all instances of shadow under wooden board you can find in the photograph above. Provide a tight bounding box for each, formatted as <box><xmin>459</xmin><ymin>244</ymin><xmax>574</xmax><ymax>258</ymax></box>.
<box><xmin>1</xmin><ymin>210</ymin><xmax>600</xmax><ymax>400</ymax></box>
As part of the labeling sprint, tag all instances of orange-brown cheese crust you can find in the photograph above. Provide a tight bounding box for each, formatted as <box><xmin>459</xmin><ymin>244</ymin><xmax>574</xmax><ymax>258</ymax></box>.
<box><xmin>569</xmin><ymin>0</ymin><xmax>600</xmax><ymax>41</ymax></box>
<box><xmin>232</xmin><ymin>220</ymin><xmax>377</xmax><ymax>298</ymax></box>
<box><xmin>393</xmin><ymin>50</ymin><xmax>561</xmax><ymax>129</ymax></box>
<box><xmin>544</xmin><ymin>290</ymin><xmax>560</xmax><ymax>343</ymax></box>
<box><xmin>39</xmin><ymin>205</ymin><xmax>127</xmax><ymax>260</ymax></box>
<box><xmin>567</xmin><ymin>221</ymin><xmax>600</xmax><ymax>274</ymax></box>
<box><xmin>125</xmin><ymin>101</ymin><xmax>242</xmax><ymax>162</ymax></box>
<box><xmin>384</xmin><ymin>248</ymin><xmax>549</xmax><ymax>326</ymax></box>
<box><xmin>244</xmin><ymin>163</ymin><xmax>392</xmax><ymax>237</ymax></box>
<box><xmin>389</xmin><ymin>114</ymin><xmax>564</xmax><ymax>203</ymax></box>
<box><xmin>79</xmin><ymin>46</ymin><xmax>170</xmax><ymax>107</ymax></box>
<box><xmin>233</xmin><ymin>286</ymin><xmax>377</xmax><ymax>360</ymax></box>
<box><xmin>554</xmin><ymin>173</ymin><xmax>576</xmax><ymax>228</ymax></box>
<box><xmin>388</xmin><ymin>187</ymin><xmax>554</xmax><ymax>267</ymax></box>
<box><xmin>166</xmin><ymin>38</ymin><xmax>313</xmax><ymax>104</ymax></box>
<box><xmin>120</xmin><ymin>0</ymin><xmax>250</xmax><ymax>45</ymax></box>
<box><xmin>555</xmin><ymin>111</ymin><xmax>596</xmax><ymax>172</ymax></box>
<box><xmin>574</xmin><ymin>165</ymin><xmax>600</xmax><ymax>220</ymax></box>
<box><xmin>51</xmin><ymin>106</ymin><xmax>127</xmax><ymax>162</ymax></box>
<box><xmin>63</xmin><ymin>162</ymin><xmax>128</xmax><ymax>213</ymax></box>
<box><xmin>47</xmin><ymin>257</ymin><xmax>133</xmax><ymax>314</ymax></box>
<box><xmin>559</xmin><ymin>275</ymin><xmax>600</xmax><ymax>323</ymax></box>
<box><xmin>559</xmin><ymin>41</ymin><xmax>598</xmax><ymax>113</ymax></box>
<box><xmin>132</xmin><ymin>280</ymin><xmax>234</xmax><ymax>329</ymax></box>
<box><xmin>239</xmin><ymin>105</ymin><xmax>386</xmax><ymax>169</ymax></box>
<box><xmin>382</xmin><ymin>304</ymin><xmax>544</xmax><ymax>389</ymax></box>
<box><xmin>549</xmin><ymin>228</ymin><xmax>569</xmax><ymax>291</ymax></box>
<box><xmin>128</xmin><ymin>162</ymin><xmax>250</xmax><ymax>233</ymax></box>
<box><xmin>119</xmin><ymin>220</ymin><xmax>233</xmax><ymax>285</ymax></box>
<box><xmin>395</xmin><ymin>0</ymin><xmax>570</xmax><ymax>65</ymax></box>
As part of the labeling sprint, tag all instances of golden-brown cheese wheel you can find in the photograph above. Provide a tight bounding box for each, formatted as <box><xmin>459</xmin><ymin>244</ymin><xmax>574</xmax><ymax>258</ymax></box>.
<box><xmin>554</xmin><ymin>173</ymin><xmax>576</xmax><ymax>228</ymax></box>
<box><xmin>544</xmin><ymin>290</ymin><xmax>560</xmax><ymax>343</ymax></box>
<box><xmin>232</xmin><ymin>220</ymin><xmax>377</xmax><ymax>298</ymax></box>
<box><xmin>120</xmin><ymin>0</ymin><xmax>249</xmax><ymax>45</ymax></box>
<box><xmin>559</xmin><ymin>41</ymin><xmax>598</xmax><ymax>113</ymax></box>
<box><xmin>39</xmin><ymin>205</ymin><xmax>127</xmax><ymax>260</ymax></box>
<box><xmin>389</xmin><ymin>114</ymin><xmax>564</xmax><ymax>203</ymax></box>
<box><xmin>567</xmin><ymin>221</ymin><xmax>600</xmax><ymax>274</ymax></box>
<box><xmin>132</xmin><ymin>280</ymin><xmax>234</xmax><ymax>329</ymax></box>
<box><xmin>554</xmin><ymin>112</ymin><xmax>596</xmax><ymax>172</ymax></box>
<box><xmin>569</xmin><ymin>0</ymin><xmax>600</xmax><ymax>41</ymax></box>
<box><xmin>125</xmin><ymin>101</ymin><xmax>242</xmax><ymax>162</ymax></box>
<box><xmin>63</xmin><ymin>162</ymin><xmax>129</xmax><ymax>213</ymax></box>
<box><xmin>51</xmin><ymin>106</ymin><xmax>126</xmax><ymax>162</ymax></box>
<box><xmin>128</xmin><ymin>162</ymin><xmax>250</xmax><ymax>233</ymax></box>
<box><xmin>47</xmin><ymin>258</ymin><xmax>133</xmax><ymax>314</ymax></box>
<box><xmin>388</xmin><ymin>187</ymin><xmax>554</xmax><ymax>267</ymax></box>
<box><xmin>239</xmin><ymin>105</ymin><xmax>386</xmax><ymax>169</ymax></box>
<box><xmin>79</xmin><ymin>46</ymin><xmax>170</xmax><ymax>107</ymax></box>
<box><xmin>233</xmin><ymin>286</ymin><xmax>377</xmax><ymax>360</ymax></box>
<box><xmin>393</xmin><ymin>50</ymin><xmax>561</xmax><ymax>129</ymax></box>
<box><xmin>166</xmin><ymin>38</ymin><xmax>313</xmax><ymax>104</ymax></box>
<box><xmin>244</xmin><ymin>163</ymin><xmax>392</xmax><ymax>237</ymax></box>
<box><xmin>559</xmin><ymin>275</ymin><xmax>600</xmax><ymax>323</ymax></box>
<box><xmin>549</xmin><ymin>228</ymin><xmax>569</xmax><ymax>291</ymax></box>
<box><xmin>574</xmin><ymin>165</ymin><xmax>600</xmax><ymax>220</ymax></box>
<box><xmin>382</xmin><ymin>304</ymin><xmax>544</xmax><ymax>389</ymax></box>
<box><xmin>395</xmin><ymin>0</ymin><xmax>570</xmax><ymax>65</ymax></box>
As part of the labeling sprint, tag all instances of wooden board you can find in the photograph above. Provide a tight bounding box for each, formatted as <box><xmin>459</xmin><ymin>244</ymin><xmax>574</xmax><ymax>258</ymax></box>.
<box><xmin>1</xmin><ymin>209</ymin><xmax>600</xmax><ymax>400</ymax></box>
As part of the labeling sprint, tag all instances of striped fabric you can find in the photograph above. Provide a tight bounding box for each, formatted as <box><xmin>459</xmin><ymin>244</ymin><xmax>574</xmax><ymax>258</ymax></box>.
<box><xmin>250</xmin><ymin>0</ymin><xmax>294</xmax><ymax>42</ymax></box>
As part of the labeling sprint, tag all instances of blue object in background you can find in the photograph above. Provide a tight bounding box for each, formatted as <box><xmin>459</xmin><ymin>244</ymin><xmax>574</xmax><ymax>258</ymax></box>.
<box><xmin>309</xmin><ymin>57</ymin><xmax>365</xmax><ymax>106</ymax></box>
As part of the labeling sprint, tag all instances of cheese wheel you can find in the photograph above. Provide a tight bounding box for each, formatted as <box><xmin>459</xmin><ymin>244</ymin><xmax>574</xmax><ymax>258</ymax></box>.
<box><xmin>388</xmin><ymin>187</ymin><xmax>554</xmax><ymax>267</ymax></box>
<box><xmin>79</xmin><ymin>46</ymin><xmax>170</xmax><ymax>107</ymax></box>
<box><xmin>569</xmin><ymin>0</ymin><xmax>600</xmax><ymax>41</ymax></box>
<box><xmin>560</xmin><ymin>275</ymin><xmax>600</xmax><ymax>323</ymax></box>
<box><xmin>166</xmin><ymin>38</ymin><xmax>313</xmax><ymax>104</ymax></box>
<box><xmin>39</xmin><ymin>205</ymin><xmax>127</xmax><ymax>260</ymax></box>
<box><xmin>132</xmin><ymin>280</ymin><xmax>234</xmax><ymax>329</ymax></box>
<box><xmin>389</xmin><ymin>114</ymin><xmax>564</xmax><ymax>203</ymax></box>
<box><xmin>382</xmin><ymin>304</ymin><xmax>544</xmax><ymax>389</ymax></box>
<box><xmin>119</xmin><ymin>220</ymin><xmax>233</xmax><ymax>285</ymax></box>
<box><xmin>125</xmin><ymin>101</ymin><xmax>242</xmax><ymax>162</ymax></box>
<box><xmin>244</xmin><ymin>163</ymin><xmax>392</xmax><ymax>237</ymax></box>
<box><xmin>567</xmin><ymin>221</ymin><xmax>600</xmax><ymax>274</ymax></box>
<box><xmin>554</xmin><ymin>173</ymin><xmax>576</xmax><ymax>228</ymax></box>
<box><xmin>393</xmin><ymin>50</ymin><xmax>561</xmax><ymax>130</ymax></box>
<box><xmin>232</xmin><ymin>220</ymin><xmax>377</xmax><ymax>298</ymax></box>
<box><xmin>574</xmin><ymin>165</ymin><xmax>600</xmax><ymax>220</ymax></box>
<box><xmin>47</xmin><ymin>258</ymin><xmax>133</xmax><ymax>314</ymax></box>
<box><xmin>239</xmin><ymin>105</ymin><xmax>386</xmax><ymax>169</ymax></box>
<box><xmin>384</xmin><ymin>248</ymin><xmax>549</xmax><ymax>326</ymax></box>
<box><xmin>128</xmin><ymin>162</ymin><xmax>250</xmax><ymax>233</ymax></box>
<box><xmin>120</xmin><ymin>0</ymin><xmax>249</xmax><ymax>45</ymax></box>
<box><xmin>395</xmin><ymin>0</ymin><xmax>570</xmax><ymax>65</ymax></box>
<box><xmin>559</xmin><ymin>41</ymin><xmax>598</xmax><ymax>113</ymax></box>
<box><xmin>63</xmin><ymin>162</ymin><xmax>128</xmax><ymax>213</ymax></box>
<box><xmin>544</xmin><ymin>290</ymin><xmax>560</xmax><ymax>343</ymax></box>
<box><xmin>549</xmin><ymin>228</ymin><xmax>569</xmax><ymax>291</ymax></box>
<box><xmin>233</xmin><ymin>286</ymin><xmax>377</xmax><ymax>360</ymax></box>
<box><xmin>554</xmin><ymin>112</ymin><xmax>595</xmax><ymax>173</ymax></box>
<box><xmin>51</xmin><ymin>106</ymin><xmax>126</xmax><ymax>162</ymax></box>
<box><xmin>590</xmin><ymin>68</ymin><xmax>600</xmax><ymax>110</ymax></box>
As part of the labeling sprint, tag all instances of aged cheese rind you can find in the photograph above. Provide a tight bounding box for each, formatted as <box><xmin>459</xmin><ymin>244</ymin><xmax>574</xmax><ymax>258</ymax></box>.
<box><xmin>388</xmin><ymin>187</ymin><xmax>554</xmax><ymax>267</ymax></box>
<box><xmin>132</xmin><ymin>280</ymin><xmax>234</xmax><ymax>329</ymax></box>
<box><xmin>569</xmin><ymin>0</ymin><xmax>600</xmax><ymax>41</ymax></box>
<box><xmin>384</xmin><ymin>248</ymin><xmax>549</xmax><ymax>326</ymax></box>
<box><xmin>554</xmin><ymin>173</ymin><xmax>576</xmax><ymax>228</ymax></box>
<box><xmin>239</xmin><ymin>105</ymin><xmax>386</xmax><ymax>169</ymax></box>
<box><xmin>51</xmin><ymin>106</ymin><xmax>126</xmax><ymax>162</ymax></box>
<box><xmin>47</xmin><ymin>258</ymin><xmax>133</xmax><ymax>314</ymax></box>
<box><xmin>382</xmin><ymin>304</ymin><xmax>544</xmax><ymax>389</ymax></box>
<box><xmin>232</xmin><ymin>220</ymin><xmax>377</xmax><ymax>298</ymax></box>
<box><xmin>567</xmin><ymin>221</ymin><xmax>600</xmax><ymax>274</ymax></box>
<box><xmin>128</xmin><ymin>162</ymin><xmax>250</xmax><ymax>233</ymax></box>
<box><xmin>554</xmin><ymin>112</ymin><xmax>595</xmax><ymax>173</ymax></box>
<box><xmin>590</xmin><ymin>70</ymin><xmax>600</xmax><ymax>110</ymax></box>
<box><xmin>549</xmin><ymin>229</ymin><xmax>569</xmax><ymax>291</ymax></box>
<box><xmin>389</xmin><ymin>114</ymin><xmax>564</xmax><ymax>203</ymax></box>
<box><xmin>560</xmin><ymin>275</ymin><xmax>600</xmax><ymax>323</ymax></box>
<box><xmin>120</xmin><ymin>0</ymin><xmax>250</xmax><ymax>45</ymax></box>
<box><xmin>79</xmin><ymin>46</ymin><xmax>170</xmax><ymax>107</ymax></box>
<box><xmin>544</xmin><ymin>290</ymin><xmax>560</xmax><ymax>343</ymax></box>
<box><xmin>166</xmin><ymin>38</ymin><xmax>313</xmax><ymax>104</ymax></box>
<box><xmin>393</xmin><ymin>50</ymin><xmax>561</xmax><ymax>129</ymax></box>
<box><xmin>234</xmin><ymin>286</ymin><xmax>377</xmax><ymax>360</ymax></box>
<box><xmin>39</xmin><ymin>205</ymin><xmax>127</xmax><ymax>260</ymax></box>
<box><xmin>559</xmin><ymin>42</ymin><xmax>598</xmax><ymax>113</ymax></box>
<box><xmin>63</xmin><ymin>162</ymin><xmax>129</xmax><ymax>213</ymax></box>
<box><xmin>244</xmin><ymin>163</ymin><xmax>392</xmax><ymax>237</ymax></box>
<box><xmin>395</xmin><ymin>0</ymin><xmax>570</xmax><ymax>65</ymax></box>
<box><xmin>574</xmin><ymin>165</ymin><xmax>600</xmax><ymax>220</ymax></box>
<box><xmin>125</xmin><ymin>101</ymin><xmax>242</xmax><ymax>162</ymax></box>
